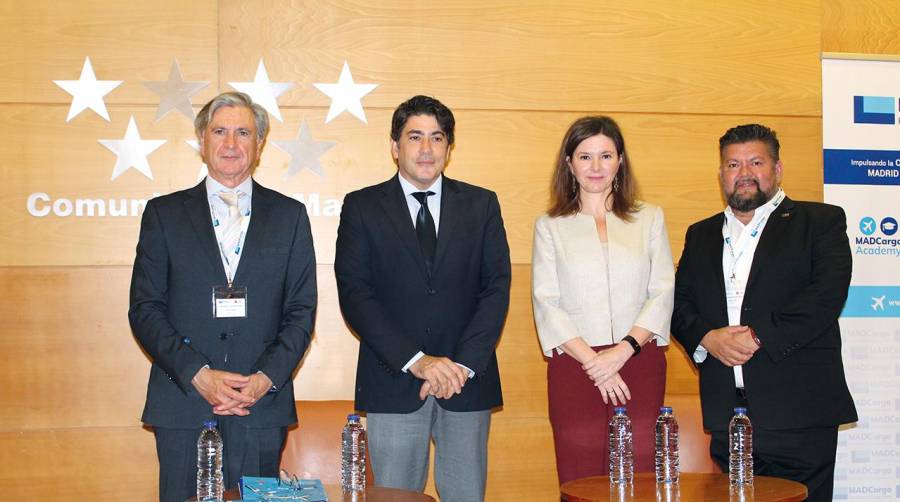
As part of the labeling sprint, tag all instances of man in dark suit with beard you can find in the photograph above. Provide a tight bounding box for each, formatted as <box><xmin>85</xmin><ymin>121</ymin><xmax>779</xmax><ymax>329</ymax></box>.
<box><xmin>129</xmin><ymin>92</ymin><xmax>316</xmax><ymax>502</ymax></box>
<box><xmin>672</xmin><ymin>124</ymin><xmax>856</xmax><ymax>502</ymax></box>
<box><xmin>335</xmin><ymin>95</ymin><xmax>511</xmax><ymax>501</ymax></box>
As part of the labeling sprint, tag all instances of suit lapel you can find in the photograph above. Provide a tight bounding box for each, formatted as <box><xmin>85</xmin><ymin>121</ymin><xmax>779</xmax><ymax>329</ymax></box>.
<box><xmin>432</xmin><ymin>177</ymin><xmax>462</xmax><ymax>275</ymax></box>
<box><xmin>184</xmin><ymin>182</ymin><xmax>227</xmax><ymax>283</ymax></box>
<box><xmin>378</xmin><ymin>175</ymin><xmax>430</xmax><ymax>282</ymax></box>
<box><xmin>746</xmin><ymin>197</ymin><xmax>795</xmax><ymax>290</ymax></box>
<box><xmin>704</xmin><ymin>213</ymin><xmax>728</xmax><ymax>320</ymax></box>
<box><xmin>232</xmin><ymin>180</ymin><xmax>270</xmax><ymax>286</ymax></box>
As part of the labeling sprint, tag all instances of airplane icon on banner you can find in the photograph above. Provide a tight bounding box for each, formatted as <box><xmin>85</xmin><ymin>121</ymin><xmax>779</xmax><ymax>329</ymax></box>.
<box><xmin>871</xmin><ymin>296</ymin><xmax>885</xmax><ymax>311</ymax></box>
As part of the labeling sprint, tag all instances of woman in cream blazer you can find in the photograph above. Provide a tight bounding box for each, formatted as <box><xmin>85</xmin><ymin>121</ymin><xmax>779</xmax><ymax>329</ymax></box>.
<box><xmin>532</xmin><ymin>116</ymin><xmax>675</xmax><ymax>485</ymax></box>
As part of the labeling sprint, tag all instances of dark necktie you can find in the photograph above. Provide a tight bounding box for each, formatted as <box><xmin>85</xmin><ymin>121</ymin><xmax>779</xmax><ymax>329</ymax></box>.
<box><xmin>411</xmin><ymin>191</ymin><xmax>437</xmax><ymax>270</ymax></box>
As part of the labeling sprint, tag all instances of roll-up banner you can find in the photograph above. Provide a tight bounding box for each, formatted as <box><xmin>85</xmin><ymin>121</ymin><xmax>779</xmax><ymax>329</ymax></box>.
<box><xmin>823</xmin><ymin>53</ymin><xmax>900</xmax><ymax>501</ymax></box>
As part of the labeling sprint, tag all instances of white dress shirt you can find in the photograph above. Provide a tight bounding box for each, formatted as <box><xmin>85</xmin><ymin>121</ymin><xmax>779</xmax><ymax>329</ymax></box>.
<box><xmin>693</xmin><ymin>189</ymin><xmax>785</xmax><ymax>389</ymax></box>
<box><xmin>206</xmin><ymin>176</ymin><xmax>253</xmax><ymax>283</ymax></box>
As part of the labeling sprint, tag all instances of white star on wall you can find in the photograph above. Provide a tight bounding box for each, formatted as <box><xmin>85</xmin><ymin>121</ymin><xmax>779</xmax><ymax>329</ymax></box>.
<box><xmin>143</xmin><ymin>59</ymin><xmax>209</xmax><ymax>122</ymax></box>
<box><xmin>272</xmin><ymin>120</ymin><xmax>336</xmax><ymax>178</ymax></box>
<box><xmin>228</xmin><ymin>60</ymin><xmax>294</xmax><ymax>122</ymax></box>
<box><xmin>98</xmin><ymin>116</ymin><xmax>166</xmax><ymax>181</ymax></box>
<box><xmin>53</xmin><ymin>57</ymin><xmax>123</xmax><ymax>122</ymax></box>
<box><xmin>186</xmin><ymin>140</ymin><xmax>208</xmax><ymax>182</ymax></box>
<box><xmin>314</xmin><ymin>61</ymin><xmax>378</xmax><ymax>124</ymax></box>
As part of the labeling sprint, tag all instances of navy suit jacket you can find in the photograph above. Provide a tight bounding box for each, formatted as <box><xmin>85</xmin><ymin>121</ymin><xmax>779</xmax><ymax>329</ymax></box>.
<box><xmin>672</xmin><ymin>197</ymin><xmax>857</xmax><ymax>432</ymax></box>
<box><xmin>334</xmin><ymin>175</ymin><xmax>511</xmax><ymax>413</ymax></box>
<box><xmin>129</xmin><ymin>180</ymin><xmax>316</xmax><ymax>429</ymax></box>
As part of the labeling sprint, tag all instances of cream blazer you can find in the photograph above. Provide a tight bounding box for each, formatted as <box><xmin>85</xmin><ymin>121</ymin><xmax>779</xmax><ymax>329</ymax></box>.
<box><xmin>532</xmin><ymin>203</ymin><xmax>675</xmax><ymax>357</ymax></box>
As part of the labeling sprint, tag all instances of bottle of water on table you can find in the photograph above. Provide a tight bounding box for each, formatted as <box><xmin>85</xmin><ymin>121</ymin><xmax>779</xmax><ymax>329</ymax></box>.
<box><xmin>341</xmin><ymin>414</ymin><xmax>367</xmax><ymax>492</ymax></box>
<box><xmin>655</xmin><ymin>406</ymin><xmax>680</xmax><ymax>484</ymax></box>
<box><xmin>609</xmin><ymin>406</ymin><xmax>634</xmax><ymax>484</ymax></box>
<box><xmin>197</xmin><ymin>420</ymin><xmax>224</xmax><ymax>501</ymax></box>
<box><xmin>729</xmin><ymin>407</ymin><xmax>753</xmax><ymax>486</ymax></box>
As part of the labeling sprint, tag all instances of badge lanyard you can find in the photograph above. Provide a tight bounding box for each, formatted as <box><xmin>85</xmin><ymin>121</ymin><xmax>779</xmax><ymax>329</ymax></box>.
<box><xmin>211</xmin><ymin>204</ymin><xmax>251</xmax><ymax>286</ymax></box>
<box><xmin>722</xmin><ymin>190</ymin><xmax>785</xmax><ymax>282</ymax></box>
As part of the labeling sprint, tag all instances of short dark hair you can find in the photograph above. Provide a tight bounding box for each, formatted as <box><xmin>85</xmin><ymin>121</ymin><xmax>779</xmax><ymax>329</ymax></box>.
<box><xmin>548</xmin><ymin>115</ymin><xmax>639</xmax><ymax>220</ymax></box>
<box><xmin>390</xmin><ymin>95</ymin><xmax>455</xmax><ymax>145</ymax></box>
<box><xmin>719</xmin><ymin>124</ymin><xmax>780</xmax><ymax>161</ymax></box>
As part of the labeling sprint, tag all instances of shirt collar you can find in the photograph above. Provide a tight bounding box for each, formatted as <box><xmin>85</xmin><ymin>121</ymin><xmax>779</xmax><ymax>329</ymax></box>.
<box><xmin>398</xmin><ymin>173</ymin><xmax>443</xmax><ymax>198</ymax></box>
<box><xmin>205</xmin><ymin>175</ymin><xmax>254</xmax><ymax>200</ymax></box>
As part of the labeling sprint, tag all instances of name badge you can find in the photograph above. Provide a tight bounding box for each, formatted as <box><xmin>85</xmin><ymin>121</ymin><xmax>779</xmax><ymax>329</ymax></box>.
<box><xmin>212</xmin><ymin>285</ymin><xmax>248</xmax><ymax>318</ymax></box>
<box><xmin>726</xmin><ymin>288</ymin><xmax>744</xmax><ymax>310</ymax></box>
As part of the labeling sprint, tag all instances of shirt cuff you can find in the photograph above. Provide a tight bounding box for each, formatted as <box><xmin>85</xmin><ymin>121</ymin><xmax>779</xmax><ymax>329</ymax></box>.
<box><xmin>401</xmin><ymin>351</ymin><xmax>425</xmax><ymax>373</ymax></box>
<box><xmin>456</xmin><ymin>363</ymin><xmax>475</xmax><ymax>379</ymax></box>
<box><xmin>693</xmin><ymin>345</ymin><xmax>708</xmax><ymax>363</ymax></box>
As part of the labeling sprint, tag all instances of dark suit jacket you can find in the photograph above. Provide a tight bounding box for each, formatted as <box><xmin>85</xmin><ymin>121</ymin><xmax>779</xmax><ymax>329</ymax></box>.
<box><xmin>128</xmin><ymin>180</ymin><xmax>316</xmax><ymax>429</ymax></box>
<box><xmin>672</xmin><ymin>197</ymin><xmax>857</xmax><ymax>432</ymax></box>
<box><xmin>334</xmin><ymin>175</ymin><xmax>511</xmax><ymax>414</ymax></box>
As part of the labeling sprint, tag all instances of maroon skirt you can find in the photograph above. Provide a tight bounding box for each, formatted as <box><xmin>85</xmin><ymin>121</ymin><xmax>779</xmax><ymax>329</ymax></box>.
<box><xmin>547</xmin><ymin>340</ymin><xmax>666</xmax><ymax>485</ymax></box>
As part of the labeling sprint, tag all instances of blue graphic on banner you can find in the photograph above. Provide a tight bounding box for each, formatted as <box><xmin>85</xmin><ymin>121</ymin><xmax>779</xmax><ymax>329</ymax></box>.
<box><xmin>824</xmin><ymin>149</ymin><xmax>900</xmax><ymax>185</ymax></box>
<box><xmin>842</xmin><ymin>286</ymin><xmax>900</xmax><ymax>317</ymax></box>
<box><xmin>853</xmin><ymin>95</ymin><xmax>897</xmax><ymax>124</ymax></box>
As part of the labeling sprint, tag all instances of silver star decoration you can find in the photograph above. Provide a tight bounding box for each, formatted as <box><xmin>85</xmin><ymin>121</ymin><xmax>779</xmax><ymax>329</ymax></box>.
<box><xmin>98</xmin><ymin>116</ymin><xmax>166</xmax><ymax>181</ymax></box>
<box><xmin>314</xmin><ymin>61</ymin><xmax>378</xmax><ymax>124</ymax></box>
<box><xmin>272</xmin><ymin>120</ymin><xmax>336</xmax><ymax>178</ymax></box>
<box><xmin>143</xmin><ymin>59</ymin><xmax>209</xmax><ymax>122</ymax></box>
<box><xmin>53</xmin><ymin>57</ymin><xmax>123</xmax><ymax>122</ymax></box>
<box><xmin>228</xmin><ymin>59</ymin><xmax>293</xmax><ymax>122</ymax></box>
<box><xmin>186</xmin><ymin>140</ymin><xmax>208</xmax><ymax>182</ymax></box>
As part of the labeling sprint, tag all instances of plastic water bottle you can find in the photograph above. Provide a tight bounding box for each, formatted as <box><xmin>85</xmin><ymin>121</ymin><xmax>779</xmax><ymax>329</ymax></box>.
<box><xmin>608</xmin><ymin>406</ymin><xmax>634</xmax><ymax>484</ymax></box>
<box><xmin>655</xmin><ymin>406</ymin><xmax>680</xmax><ymax>483</ymax></box>
<box><xmin>197</xmin><ymin>420</ymin><xmax>224</xmax><ymax>501</ymax></box>
<box><xmin>729</xmin><ymin>407</ymin><xmax>753</xmax><ymax>486</ymax></box>
<box><xmin>341</xmin><ymin>414</ymin><xmax>367</xmax><ymax>492</ymax></box>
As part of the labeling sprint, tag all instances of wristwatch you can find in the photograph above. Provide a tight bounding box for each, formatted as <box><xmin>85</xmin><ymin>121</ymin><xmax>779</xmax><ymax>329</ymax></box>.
<box><xmin>621</xmin><ymin>335</ymin><xmax>641</xmax><ymax>357</ymax></box>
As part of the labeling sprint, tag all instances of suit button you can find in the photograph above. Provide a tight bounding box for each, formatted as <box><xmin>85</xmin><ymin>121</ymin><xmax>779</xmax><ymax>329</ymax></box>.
<box><xmin>427</xmin><ymin>288</ymin><xmax>437</xmax><ymax>295</ymax></box>
<box><xmin>220</xmin><ymin>332</ymin><xmax>228</xmax><ymax>340</ymax></box>
<box><xmin>182</xmin><ymin>337</ymin><xmax>191</xmax><ymax>345</ymax></box>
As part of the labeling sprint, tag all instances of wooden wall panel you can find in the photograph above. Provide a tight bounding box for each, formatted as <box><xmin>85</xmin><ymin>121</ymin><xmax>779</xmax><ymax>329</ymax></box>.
<box><xmin>219</xmin><ymin>0</ymin><xmax>821</xmax><ymax>116</ymax></box>
<box><xmin>0</xmin><ymin>0</ymin><xmax>219</xmax><ymax>104</ymax></box>
<box><xmin>0</xmin><ymin>105</ymin><xmax>821</xmax><ymax>266</ymax></box>
<box><xmin>823</xmin><ymin>0</ymin><xmax>900</xmax><ymax>54</ymax></box>
<box><xmin>0</xmin><ymin>263</ymin><xmax>698</xmax><ymax>461</ymax></box>
<box><xmin>0</xmin><ymin>427</ymin><xmax>156</xmax><ymax>500</ymax></box>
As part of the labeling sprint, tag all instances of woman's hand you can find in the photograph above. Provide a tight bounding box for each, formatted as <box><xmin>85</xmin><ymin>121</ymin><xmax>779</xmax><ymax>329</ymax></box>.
<box><xmin>596</xmin><ymin>372</ymin><xmax>631</xmax><ymax>405</ymax></box>
<box><xmin>582</xmin><ymin>343</ymin><xmax>632</xmax><ymax>386</ymax></box>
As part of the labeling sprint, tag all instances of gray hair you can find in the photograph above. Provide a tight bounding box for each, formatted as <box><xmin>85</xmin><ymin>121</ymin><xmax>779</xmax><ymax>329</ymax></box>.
<box><xmin>194</xmin><ymin>92</ymin><xmax>270</xmax><ymax>142</ymax></box>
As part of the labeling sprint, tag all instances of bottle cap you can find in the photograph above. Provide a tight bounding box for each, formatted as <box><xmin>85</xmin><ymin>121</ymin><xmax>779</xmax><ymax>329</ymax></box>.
<box><xmin>202</xmin><ymin>419</ymin><xmax>218</xmax><ymax>428</ymax></box>
<box><xmin>660</xmin><ymin>406</ymin><xmax>673</xmax><ymax>414</ymax></box>
<box><xmin>613</xmin><ymin>406</ymin><xmax>627</xmax><ymax>414</ymax></box>
<box><xmin>734</xmin><ymin>407</ymin><xmax>747</xmax><ymax>415</ymax></box>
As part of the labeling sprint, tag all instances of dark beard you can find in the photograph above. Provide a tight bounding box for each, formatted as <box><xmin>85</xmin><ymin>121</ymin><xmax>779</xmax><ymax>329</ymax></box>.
<box><xmin>727</xmin><ymin>181</ymin><xmax>771</xmax><ymax>213</ymax></box>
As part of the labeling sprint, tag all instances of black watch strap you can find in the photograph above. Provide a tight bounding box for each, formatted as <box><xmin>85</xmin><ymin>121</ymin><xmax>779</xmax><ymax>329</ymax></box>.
<box><xmin>622</xmin><ymin>335</ymin><xmax>641</xmax><ymax>357</ymax></box>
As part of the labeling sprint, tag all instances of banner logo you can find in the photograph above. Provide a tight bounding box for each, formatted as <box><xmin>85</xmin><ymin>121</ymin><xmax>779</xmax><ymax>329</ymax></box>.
<box><xmin>853</xmin><ymin>95</ymin><xmax>898</xmax><ymax>125</ymax></box>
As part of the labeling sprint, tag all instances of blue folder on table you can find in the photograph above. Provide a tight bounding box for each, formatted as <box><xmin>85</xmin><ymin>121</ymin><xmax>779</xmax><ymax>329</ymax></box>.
<box><xmin>239</xmin><ymin>476</ymin><xmax>328</xmax><ymax>501</ymax></box>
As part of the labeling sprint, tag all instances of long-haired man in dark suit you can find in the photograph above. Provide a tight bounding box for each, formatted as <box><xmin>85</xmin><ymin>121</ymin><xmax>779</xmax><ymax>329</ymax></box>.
<box><xmin>335</xmin><ymin>95</ymin><xmax>511</xmax><ymax>501</ymax></box>
<box><xmin>672</xmin><ymin>124</ymin><xmax>856</xmax><ymax>502</ymax></box>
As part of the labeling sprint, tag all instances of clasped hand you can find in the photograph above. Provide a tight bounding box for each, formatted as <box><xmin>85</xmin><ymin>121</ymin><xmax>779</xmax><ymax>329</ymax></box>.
<box><xmin>192</xmin><ymin>367</ymin><xmax>273</xmax><ymax>416</ymax></box>
<box><xmin>701</xmin><ymin>326</ymin><xmax>759</xmax><ymax>367</ymax></box>
<box><xmin>410</xmin><ymin>355</ymin><xmax>468</xmax><ymax>400</ymax></box>
<box><xmin>582</xmin><ymin>345</ymin><xmax>632</xmax><ymax>405</ymax></box>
